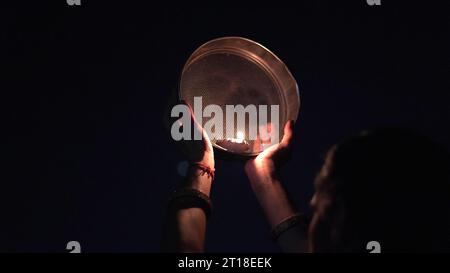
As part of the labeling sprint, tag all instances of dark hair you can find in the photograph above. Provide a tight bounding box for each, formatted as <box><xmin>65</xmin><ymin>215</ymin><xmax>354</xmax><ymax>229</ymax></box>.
<box><xmin>318</xmin><ymin>128</ymin><xmax>450</xmax><ymax>252</ymax></box>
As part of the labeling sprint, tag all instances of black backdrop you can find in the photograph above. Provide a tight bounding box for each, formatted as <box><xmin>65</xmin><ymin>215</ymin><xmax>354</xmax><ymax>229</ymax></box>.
<box><xmin>1</xmin><ymin>1</ymin><xmax>449</xmax><ymax>252</ymax></box>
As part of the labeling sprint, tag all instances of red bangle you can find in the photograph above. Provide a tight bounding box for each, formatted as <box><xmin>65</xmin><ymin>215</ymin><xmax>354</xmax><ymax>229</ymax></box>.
<box><xmin>191</xmin><ymin>162</ymin><xmax>215</xmax><ymax>181</ymax></box>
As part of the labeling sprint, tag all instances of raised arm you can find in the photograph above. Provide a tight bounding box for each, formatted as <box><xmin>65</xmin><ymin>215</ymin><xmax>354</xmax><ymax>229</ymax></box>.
<box><xmin>245</xmin><ymin>121</ymin><xmax>308</xmax><ymax>252</ymax></box>
<box><xmin>162</xmin><ymin>102</ymin><xmax>214</xmax><ymax>252</ymax></box>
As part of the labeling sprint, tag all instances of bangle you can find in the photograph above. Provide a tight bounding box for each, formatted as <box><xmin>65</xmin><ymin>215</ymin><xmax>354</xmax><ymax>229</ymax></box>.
<box><xmin>271</xmin><ymin>213</ymin><xmax>306</xmax><ymax>241</ymax></box>
<box><xmin>168</xmin><ymin>188</ymin><xmax>212</xmax><ymax>219</ymax></box>
<box><xmin>191</xmin><ymin>162</ymin><xmax>215</xmax><ymax>181</ymax></box>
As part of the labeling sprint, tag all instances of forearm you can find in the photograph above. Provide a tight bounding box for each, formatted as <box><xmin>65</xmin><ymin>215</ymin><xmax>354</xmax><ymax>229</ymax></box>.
<box><xmin>162</xmin><ymin>166</ymin><xmax>213</xmax><ymax>252</ymax></box>
<box><xmin>248</xmin><ymin>169</ymin><xmax>308</xmax><ymax>252</ymax></box>
<box><xmin>249</xmin><ymin>173</ymin><xmax>297</xmax><ymax>228</ymax></box>
<box><xmin>182</xmin><ymin>166</ymin><xmax>213</xmax><ymax>195</ymax></box>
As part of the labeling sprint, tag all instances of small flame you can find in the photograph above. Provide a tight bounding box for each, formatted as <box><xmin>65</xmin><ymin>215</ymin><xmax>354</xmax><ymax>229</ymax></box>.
<box><xmin>236</xmin><ymin>131</ymin><xmax>245</xmax><ymax>142</ymax></box>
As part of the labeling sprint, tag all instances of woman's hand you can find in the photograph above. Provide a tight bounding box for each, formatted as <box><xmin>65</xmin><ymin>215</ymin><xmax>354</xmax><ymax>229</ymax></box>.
<box><xmin>176</xmin><ymin>101</ymin><xmax>214</xmax><ymax>196</ymax></box>
<box><xmin>244</xmin><ymin>120</ymin><xmax>297</xmax><ymax>229</ymax></box>
<box><xmin>178</xmin><ymin>101</ymin><xmax>214</xmax><ymax>169</ymax></box>
<box><xmin>245</xmin><ymin>120</ymin><xmax>294</xmax><ymax>192</ymax></box>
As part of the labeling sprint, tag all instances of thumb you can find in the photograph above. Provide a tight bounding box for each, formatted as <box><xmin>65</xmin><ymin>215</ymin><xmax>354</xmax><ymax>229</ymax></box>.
<box><xmin>280</xmin><ymin>120</ymin><xmax>295</xmax><ymax>147</ymax></box>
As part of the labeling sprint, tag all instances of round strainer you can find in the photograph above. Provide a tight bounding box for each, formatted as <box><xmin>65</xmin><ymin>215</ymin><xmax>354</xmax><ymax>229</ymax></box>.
<box><xmin>179</xmin><ymin>37</ymin><xmax>300</xmax><ymax>156</ymax></box>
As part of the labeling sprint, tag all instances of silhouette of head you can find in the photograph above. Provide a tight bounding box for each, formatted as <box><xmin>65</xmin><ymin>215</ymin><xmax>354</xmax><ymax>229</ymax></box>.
<box><xmin>309</xmin><ymin>128</ymin><xmax>450</xmax><ymax>252</ymax></box>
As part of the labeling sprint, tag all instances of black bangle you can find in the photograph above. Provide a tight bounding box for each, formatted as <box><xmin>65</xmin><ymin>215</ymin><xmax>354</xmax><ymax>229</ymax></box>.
<box><xmin>271</xmin><ymin>213</ymin><xmax>306</xmax><ymax>241</ymax></box>
<box><xmin>168</xmin><ymin>188</ymin><xmax>212</xmax><ymax>219</ymax></box>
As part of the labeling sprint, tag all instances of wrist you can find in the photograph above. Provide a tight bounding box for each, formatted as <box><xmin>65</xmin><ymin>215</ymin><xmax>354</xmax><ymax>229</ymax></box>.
<box><xmin>183</xmin><ymin>164</ymin><xmax>214</xmax><ymax>196</ymax></box>
<box><xmin>253</xmin><ymin>181</ymin><xmax>297</xmax><ymax>229</ymax></box>
<box><xmin>251</xmin><ymin>176</ymin><xmax>283</xmax><ymax>198</ymax></box>
<box><xmin>246</xmin><ymin>161</ymin><xmax>279</xmax><ymax>191</ymax></box>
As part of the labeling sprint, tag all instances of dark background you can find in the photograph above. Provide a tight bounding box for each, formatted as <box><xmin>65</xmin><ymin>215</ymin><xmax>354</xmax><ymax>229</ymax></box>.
<box><xmin>1</xmin><ymin>1</ymin><xmax>449</xmax><ymax>252</ymax></box>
